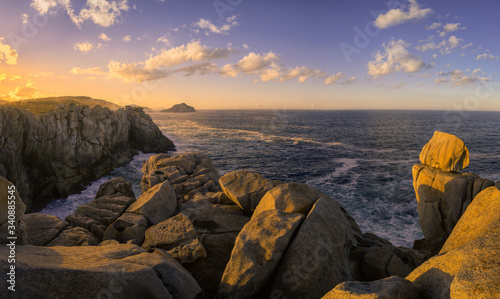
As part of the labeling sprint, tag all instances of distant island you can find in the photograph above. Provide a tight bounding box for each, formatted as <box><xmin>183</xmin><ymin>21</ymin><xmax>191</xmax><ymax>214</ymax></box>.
<box><xmin>161</xmin><ymin>103</ymin><xmax>196</xmax><ymax>113</ymax></box>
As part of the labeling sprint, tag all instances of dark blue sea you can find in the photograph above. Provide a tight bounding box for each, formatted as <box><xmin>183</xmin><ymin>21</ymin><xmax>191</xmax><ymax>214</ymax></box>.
<box><xmin>41</xmin><ymin>110</ymin><xmax>500</xmax><ymax>247</ymax></box>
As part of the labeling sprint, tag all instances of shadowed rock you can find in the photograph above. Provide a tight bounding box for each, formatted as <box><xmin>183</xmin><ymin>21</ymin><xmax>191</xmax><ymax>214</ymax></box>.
<box><xmin>323</xmin><ymin>276</ymin><xmax>419</xmax><ymax>299</ymax></box>
<box><xmin>22</xmin><ymin>213</ymin><xmax>68</xmax><ymax>246</ymax></box>
<box><xmin>0</xmin><ymin>176</ymin><xmax>27</xmax><ymax>244</ymax></box>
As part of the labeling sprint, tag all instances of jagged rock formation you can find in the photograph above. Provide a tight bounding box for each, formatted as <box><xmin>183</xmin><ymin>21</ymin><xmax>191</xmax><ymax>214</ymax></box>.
<box><xmin>161</xmin><ymin>103</ymin><xmax>196</xmax><ymax>113</ymax></box>
<box><xmin>0</xmin><ymin>104</ymin><xmax>175</xmax><ymax>212</ymax></box>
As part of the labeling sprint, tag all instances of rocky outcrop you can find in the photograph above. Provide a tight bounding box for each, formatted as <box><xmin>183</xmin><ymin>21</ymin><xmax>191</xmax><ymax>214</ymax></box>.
<box><xmin>45</xmin><ymin>227</ymin><xmax>99</xmax><ymax>246</ymax></box>
<box><xmin>0</xmin><ymin>244</ymin><xmax>203</xmax><ymax>298</ymax></box>
<box><xmin>412</xmin><ymin>132</ymin><xmax>494</xmax><ymax>253</ymax></box>
<box><xmin>323</xmin><ymin>276</ymin><xmax>419</xmax><ymax>299</ymax></box>
<box><xmin>406</xmin><ymin>186</ymin><xmax>500</xmax><ymax>298</ymax></box>
<box><xmin>103</xmin><ymin>213</ymin><xmax>148</xmax><ymax>245</ymax></box>
<box><xmin>0</xmin><ymin>104</ymin><xmax>175</xmax><ymax>212</ymax></box>
<box><xmin>141</xmin><ymin>152</ymin><xmax>220</xmax><ymax>201</ymax></box>
<box><xmin>161</xmin><ymin>103</ymin><xmax>196</xmax><ymax>113</ymax></box>
<box><xmin>419</xmin><ymin>131</ymin><xmax>469</xmax><ymax>172</ymax></box>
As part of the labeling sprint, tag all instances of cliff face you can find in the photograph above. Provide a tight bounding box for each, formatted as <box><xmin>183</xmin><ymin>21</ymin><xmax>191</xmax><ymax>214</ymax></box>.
<box><xmin>0</xmin><ymin>104</ymin><xmax>175</xmax><ymax>212</ymax></box>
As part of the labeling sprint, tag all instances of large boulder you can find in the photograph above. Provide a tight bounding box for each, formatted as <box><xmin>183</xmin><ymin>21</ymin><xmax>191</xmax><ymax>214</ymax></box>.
<box><xmin>142</xmin><ymin>213</ymin><xmax>206</xmax><ymax>264</ymax></box>
<box><xmin>0</xmin><ymin>244</ymin><xmax>202</xmax><ymax>298</ymax></box>
<box><xmin>218</xmin><ymin>209</ymin><xmax>304</xmax><ymax>299</ymax></box>
<box><xmin>264</xmin><ymin>195</ymin><xmax>357</xmax><ymax>299</ymax></box>
<box><xmin>0</xmin><ymin>177</ymin><xmax>27</xmax><ymax>244</ymax></box>
<box><xmin>126</xmin><ymin>180</ymin><xmax>177</xmax><ymax>226</ymax></box>
<box><xmin>412</xmin><ymin>164</ymin><xmax>478</xmax><ymax>252</ymax></box>
<box><xmin>419</xmin><ymin>131</ymin><xmax>469</xmax><ymax>172</ymax></box>
<box><xmin>22</xmin><ymin>213</ymin><xmax>68</xmax><ymax>246</ymax></box>
<box><xmin>94</xmin><ymin>176</ymin><xmax>135</xmax><ymax>199</ymax></box>
<box><xmin>219</xmin><ymin>170</ymin><xmax>274</xmax><ymax>212</ymax></box>
<box><xmin>323</xmin><ymin>276</ymin><xmax>419</xmax><ymax>299</ymax></box>
<box><xmin>406</xmin><ymin>187</ymin><xmax>500</xmax><ymax>298</ymax></box>
<box><xmin>103</xmin><ymin>213</ymin><xmax>148</xmax><ymax>245</ymax></box>
<box><xmin>252</xmin><ymin>182</ymin><xmax>323</xmax><ymax>217</ymax></box>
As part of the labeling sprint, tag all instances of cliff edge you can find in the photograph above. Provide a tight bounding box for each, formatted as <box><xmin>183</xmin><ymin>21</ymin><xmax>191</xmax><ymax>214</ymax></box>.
<box><xmin>0</xmin><ymin>104</ymin><xmax>175</xmax><ymax>212</ymax></box>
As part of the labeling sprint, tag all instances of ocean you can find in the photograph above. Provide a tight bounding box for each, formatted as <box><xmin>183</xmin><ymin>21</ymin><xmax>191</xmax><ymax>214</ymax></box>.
<box><xmin>41</xmin><ymin>110</ymin><xmax>500</xmax><ymax>247</ymax></box>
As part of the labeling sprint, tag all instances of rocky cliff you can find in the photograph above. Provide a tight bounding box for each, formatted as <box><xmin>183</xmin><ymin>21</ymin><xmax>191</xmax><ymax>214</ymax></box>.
<box><xmin>0</xmin><ymin>104</ymin><xmax>175</xmax><ymax>212</ymax></box>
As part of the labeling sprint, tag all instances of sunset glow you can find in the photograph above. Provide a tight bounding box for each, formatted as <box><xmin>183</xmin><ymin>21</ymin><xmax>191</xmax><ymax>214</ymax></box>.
<box><xmin>0</xmin><ymin>0</ymin><xmax>499</xmax><ymax>110</ymax></box>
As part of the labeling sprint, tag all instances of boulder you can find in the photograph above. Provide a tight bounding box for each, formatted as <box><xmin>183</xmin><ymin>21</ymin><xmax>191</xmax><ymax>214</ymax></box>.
<box><xmin>412</xmin><ymin>164</ymin><xmax>477</xmax><ymax>252</ymax></box>
<box><xmin>22</xmin><ymin>213</ymin><xmax>68</xmax><ymax>246</ymax></box>
<box><xmin>419</xmin><ymin>131</ymin><xmax>469</xmax><ymax>172</ymax></box>
<box><xmin>218</xmin><ymin>209</ymin><xmax>304</xmax><ymax>299</ymax></box>
<box><xmin>66</xmin><ymin>195</ymin><xmax>135</xmax><ymax>240</ymax></box>
<box><xmin>219</xmin><ymin>170</ymin><xmax>274</xmax><ymax>211</ymax></box>
<box><xmin>181</xmin><ymin>204</ymin><xmax>251</xmax><ymax>298</ymax></box>
<box><xmin>45</xmin><ymin>227</ymin><xmax>99</xmax><ymax>246</ymax></box>
<box><xmin>264</xmin><ymin>195</ymin><xmax>356</xmax><ymax>299</ymax></box>
<box><xmin>0</xmin><ymin>244</ymin><xmax>202</xmax><ymax>298</ymax></box>
<box><xmin>252</xmin><ymin>182</ymin><xmax>323</xmax><ymax>217</ymax></box>
<box><xmin>142</xmin><ymin>213</ymin><xmax>206</xmax><ymax>264</ymax></box>
<box><xmin>94</xmin><ymin>176</ymin><xmax>135</xmax><ymax>199</ymax></box>
<box><xmin>406</xmin><ymin>187</ymin><xmax>500</xmax><ymax>298</ymax></box>
<box><xmin>126</xmin><ymin>180</ymin><xmax>177</xmax><ymax>226</ymax></box>
<box><xmin>323</xmin><ymin>276</ymin><xmax>419</xmax><ymax>299</ymax></box>
<box><xmin>103</xmin><ymin>213</ymin><xmax>148</xmax><ymax>245</ymax></box>
<box><xmin>0</xmin><ymin>176</ymin><xmax>27</xmax><ymax>244</ymax></box>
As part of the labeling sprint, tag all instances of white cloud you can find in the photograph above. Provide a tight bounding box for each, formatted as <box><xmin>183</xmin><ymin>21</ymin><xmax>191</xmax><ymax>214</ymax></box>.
<box><xmin>475</xmin><ymin>53</ymin><xmax>499</xmax><ymax>60</ymax></box>
<box><xmin>70</xmin><ymin>67</ymin><xmax>106</xmax><ymax>75</ymax></box>
<box><xmin>194</xmin><ymin>15</ymin><xmax>238</xmax><ymax>35</ymax></box>
<box><xmin>108</xmin><ymin>61</ymin><xmax>168</xmax><ymax>82</ymax></box>
<box><xmin>425</xmin><ymin>22</ymin><xmax>442</xmax><ymax>30</ymax></box>
<box><xmin>7</xmin><ymin>81</ymin><xmax>40</xmax><ymax>100</ymax></box>
<box><xmin>435</xmin><ymin>68</ymin><xmax>491</xmax><ymax>86</ymax></box>
<box><xmin>21</xmin><ymin>13</ymin><xmax>29</xmax><ymax>24</ymax></box>
<box><xmin>279</xmin><ymin>66</ymin><xmax>325</xmax><ymax>83</ymax></box>
<box><xmin>461</xmin><ymin>43</ymin><xmax>473</xmax><ymax>49</ymax></box>
<box><xmin>31</xmin><ymin>0</ymin><xmax>129</xmax><ymax>28</ymax></box>
<box><xmin>156</xmin><ymin>36</ymin><xmax>171</xmax><ymax>47</ymax></box>
<box><xmin>242</xmin><ymin>44</ymin><xmax>249</xmax><ymax>50</ymax></box>
<box><xmin>368</xmin><ymin>39</ymin><xmax>426</xmax><ymax>78</ymax></box>
<box><xmin>173</xmin><ymin>62</ymin><xmax>219</xmax><ymax>77</ymax></box>
<box><xmin>374</xmin><ymin>0</ymin><xmax>432</xmax><ymax>29</ymax></box>
<box><xmin>122</xmin><ymin>35</ymin><xmax>131</xmax><ymax>42</ymax></box>
<box><xmin>323</xmin><ymin>72</ymin><xmax>345</xmax><ymax>85</ymax></box>
<box><xmin>99</xmin><ymin>33</ymin><xmax>111</xmax><ymax>41</ymax></box>
<box><xmin>73</xmin><ymin>41</ymin><xmax>102</xmax><ymax>53</ymax></box>
<box><xmin>415</xmin><ymin>35</ymin><xmax>462</xmax><ymax>54</ymax></box>
<box><xmin>443</xmin><ymin>23</ymin><xmax>464</xmax><ymax>33</ymax></box>
<box><xmin>0</xmin><ymin>38</ymin><xmax>18</xmax><ymax>65</ymax></box>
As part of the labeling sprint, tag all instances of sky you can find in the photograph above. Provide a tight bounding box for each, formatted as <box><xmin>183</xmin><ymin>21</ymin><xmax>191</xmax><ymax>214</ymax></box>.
<box><xmin>0</xmin><ymin>0</ymin><xmax>499</xmax><ymax>110</ymax></box>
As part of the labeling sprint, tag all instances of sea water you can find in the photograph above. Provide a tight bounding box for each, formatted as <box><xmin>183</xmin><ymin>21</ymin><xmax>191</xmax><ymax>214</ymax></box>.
<box><xmin>41</xmin><ymin>110</ymin><xmax>500</xmax><ymax>247</ymax></box>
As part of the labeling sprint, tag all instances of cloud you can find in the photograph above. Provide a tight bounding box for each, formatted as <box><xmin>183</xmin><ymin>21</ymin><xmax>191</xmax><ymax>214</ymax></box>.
<box><xmin>106</xmin><ymin>41</ymin><xmax>234</xmax><ymax>82</ymax></box>
<box><xmin>461</xmin><ymin>43</ymin><xmax>473</xmax><ymax>49</ymax></box>
<box><xmin>278</xmin><ymin>66</ymin><xmax>325</xmax><ymax>83</ymax></box>
<box><xmin>475</xmin><ymin>53</ymin><xmax>499</xmax><ymax>60</ymax></box>
<box><xmin>174</xmin><ymin>62</ymin><xmax>219</xmax><ymax>77</ymax></box>
<box><xmin>368</xmin><ymin>39</ymin><xmax>426</xmax><ymax>78</ymax></box>
<box><xmin>31</xmin><ymin>0</ymin><xmax>129</xmax><ymax>28</ymax></box>
<box><xmin>156</xmin><ymin>36</ymin><xmax>171</xmax><ymax>47</ymax></box>
<box><xmin>122</xmin><ymin>35</ymin><xmax>131</xmax><ymax>42</ymax></box>
<box><xmin>73</xmin><ymin>41</ymin><xmax>102</xmax><ymax>53</ymax></box>
<box><xmin>323</xmin><ymin>72</ymin><xmax>345</xmax><ymax>85</ymax></box>
<box><xmin>0</xmin><ymin>38</ymin><xmax>18</xmax><ymax>65</ymax></box>
<box><xmin>99</xmin><ymin>33</ymin><xmax>111</xmax><ymax>41</ymax></box>
<box><xmin>6</xmin><ymin>81</ymin><xmax>40</xmax><ymax>100</ymax></box>
<box><xmin>425</xmin><ymin>22</ymin><xmax>442</xmax><ymax>30</ymax></box>
<box><xmin>21</xmin><ymin>13</ymin><xmax>29</xmax><ymax>24</ymax></box>
<box><xmin>70</xmin><ymin>67</ymin><xmax>106</xmax><ymax>75</ymax></box>
<box><xmin>194</xmin><ymin>15</ymin><xmax>238</xmax><ymax>35</ymax></box>
<box><xmin>443</xmin><ymin>23</ymin><xmax>465</xmax><ymax>32</ymax></box>
<box><xmin>415</xmin><ymin>35</ymin><xmax>462</xmax><ymax>54</ymax></box>
<box><xmin>374</xmin><ymin>0</ymin><xmax>432</xmax><ymax>29</ymax></box>
<box><xmin>435</xmin><ymin>69</ymin><xmax>491</xmax><ymax>86</ymax></box>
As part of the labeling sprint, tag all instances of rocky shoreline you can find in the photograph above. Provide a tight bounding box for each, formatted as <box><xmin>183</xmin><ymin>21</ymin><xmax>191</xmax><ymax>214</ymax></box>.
<box><xmin>1</xmin><ymin>131</ymin><xmax>499</xmax><ymax>298</ymax></box>
<box><xmin>0</xmin><ymin>104</ymin><xmax>175</xmax><ymax>212</ymax></box>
